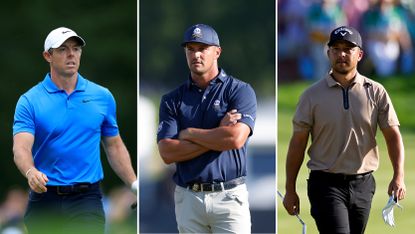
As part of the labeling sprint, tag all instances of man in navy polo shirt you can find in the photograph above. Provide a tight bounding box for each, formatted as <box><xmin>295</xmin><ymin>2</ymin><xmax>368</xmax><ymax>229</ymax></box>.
<box><xmin>12</xmin><ymin>27</ymin><xmax>138</xmax><ymax>234</ymax></box>
<box><xmin>157</xmin><ymin>23</ymin><xmax>257</xmax><ymax>233</ymax></box>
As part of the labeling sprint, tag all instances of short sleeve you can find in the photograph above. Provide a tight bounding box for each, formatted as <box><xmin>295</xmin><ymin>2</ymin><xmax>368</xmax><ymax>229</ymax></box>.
<box><xmin>101</xmin><ymin>90</ymin><xmax>119</xmax><ymax>137</ymax></box>
<box><xmin>13</xmin><ymin>95</ymin><xmax>35</xmax><ymax>136</ymax></box>
<box><xmin>157</xmin><ymin>94</ymin><xmax>180</xmax><ymax>142</ymax></box>
<box><xmin>293</xmin><ymin>92</ymin><xmax>313</xmax><ymax>132</ymax></box>
<box><xmin>377</xmin><ymin>87</ymin><xmax>400</xmax><ymax>129</ymax></box>
<box><xmin>230</xmin><ymin>83</ymin><xmax>257</xmax><ymax>136</ymax></box>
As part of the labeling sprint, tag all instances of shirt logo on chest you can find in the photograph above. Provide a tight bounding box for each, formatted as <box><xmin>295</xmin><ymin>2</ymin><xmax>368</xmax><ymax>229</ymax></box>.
<box><xmin>213</xmin><ymin>99</ymin><xmax>221</xmax><ymax>112</ymax></box>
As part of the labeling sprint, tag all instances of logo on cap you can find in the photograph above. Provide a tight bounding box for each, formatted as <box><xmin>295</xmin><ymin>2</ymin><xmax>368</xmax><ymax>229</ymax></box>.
<box><xmin>334</xmin><ymin>27</ymin><xmax>353</xmax><ymax>36</ymax></box>
<box><xmin>192</xmin><ymin>27</ymin><xmax>202</xmax><ymax>39</ymax></box>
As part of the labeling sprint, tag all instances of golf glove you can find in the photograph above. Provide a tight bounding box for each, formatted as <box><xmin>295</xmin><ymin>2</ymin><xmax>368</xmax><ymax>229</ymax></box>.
<box><xmin>382</xmin><ymin>194</ymin><xmax>403</xmax><ymax>227</ymax></box>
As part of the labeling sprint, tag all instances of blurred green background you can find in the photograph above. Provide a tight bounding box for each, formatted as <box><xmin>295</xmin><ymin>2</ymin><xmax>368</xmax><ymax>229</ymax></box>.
<box><xmin>140</xmin><ymin>0</ymin><xmax>275</xmax><ymax>99</ymax></box>
<box><xmin>0</xmin><ymin>1</ymin><xmax>137</xmax><ymax>233</ymax></box>
<box><xmin>1</xmin><ymin>0</ymin><xmax>137</xmax><ymax>195</ymax></box>
<box><xmin>277</xmin><ymin>76</ymin><xmax>415</xmax><ymax>234</ymax></box>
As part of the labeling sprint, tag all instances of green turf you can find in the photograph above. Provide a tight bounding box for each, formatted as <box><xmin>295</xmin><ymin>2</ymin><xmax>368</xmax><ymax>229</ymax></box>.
<box><xmin>277</xmin><ymin>76</ymin><xmax>415</xmax><ymax>234</ymax></box>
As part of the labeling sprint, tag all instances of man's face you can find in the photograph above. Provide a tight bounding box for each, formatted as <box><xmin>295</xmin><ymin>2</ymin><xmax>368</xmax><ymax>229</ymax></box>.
<box><xmin>327</xmin><ymin>41</ymin><xmax>363</xmax><ymax>74</ymax></box>
<box><xmin>46</xmin><ymin>37</ymin><xmax>82</xmax><ymax>78</ymax></box>
<box><xmin>184</xmin><ymin>42</ymin><xmax>221</xmax><ymax>75</ymax></box>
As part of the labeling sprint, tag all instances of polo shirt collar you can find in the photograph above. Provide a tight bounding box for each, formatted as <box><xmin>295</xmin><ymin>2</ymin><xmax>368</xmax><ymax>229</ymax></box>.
<box><xmin>186</xmin><ymin>68</ymin><xmax>228</xmax><ymax>89</ymax></box>
<box><xmin>42</xmin><ymin>73</ymin><xmax>88</xmax><ymax>93</ymax></box>
<box><xmin>325</xmin><ymin>71</ymin><xmax>366</xmax><ymax>88</ymax></box>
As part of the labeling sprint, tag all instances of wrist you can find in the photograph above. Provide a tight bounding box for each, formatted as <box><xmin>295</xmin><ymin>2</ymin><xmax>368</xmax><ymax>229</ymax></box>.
<box><xmin>25</xmin><ymin>167</ymin><xmax>35</xmax><ymax>178</ymax></box>
<box><xmin>131</xmin><ymin>180</ymin><xmax>138</xmax><ymax>195</ymax></box>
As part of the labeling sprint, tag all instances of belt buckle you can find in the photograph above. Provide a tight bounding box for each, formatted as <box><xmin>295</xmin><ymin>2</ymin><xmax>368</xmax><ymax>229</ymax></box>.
<box><xmin>191</xmin><ymin>184</ymin><xmax>200</xmax><ymax>192</ymax></box>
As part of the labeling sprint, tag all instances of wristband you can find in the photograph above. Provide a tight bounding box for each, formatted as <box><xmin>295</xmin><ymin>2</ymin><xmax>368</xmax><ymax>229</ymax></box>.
<box><xmin>25</xmin><ymin>167</ymin><xmax>34</xmax><ymax>178</ymax></box>
<box><xmin>131</xmin><ymin>180</ymin><xmax>138</xmax><ymax>195</ymax></box>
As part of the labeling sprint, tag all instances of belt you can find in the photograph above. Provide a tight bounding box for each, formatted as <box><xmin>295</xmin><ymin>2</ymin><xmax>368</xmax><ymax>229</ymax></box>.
<box><xmin>187</xmin><ymin>177</ymin><xmax>245</xmax><ymax>192</ymax></box>
<box><xmin>310</xmin><ymin>170</ymin><xmax>372</xmax><ymax>181</ymax></box>
<box><xmin>47</xmin><ymin>182</ymin><xmax>99</xmax><ymax>195</ymax></box>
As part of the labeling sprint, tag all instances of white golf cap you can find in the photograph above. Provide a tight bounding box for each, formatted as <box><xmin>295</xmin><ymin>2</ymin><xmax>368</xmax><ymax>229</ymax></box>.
<box><xmin>44</xmin><ymin>27</ymin><xmax>86</xmax><ymax>52</ymax></box>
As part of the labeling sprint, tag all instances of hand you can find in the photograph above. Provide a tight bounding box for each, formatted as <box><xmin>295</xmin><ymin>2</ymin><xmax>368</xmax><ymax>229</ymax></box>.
<box><xmin>131</xmin><ymin>180</ymin><xmax>138</xmax><ymax>195</ymax></box>
<box><xmin>283</xmin><ymin>191</ymin><xmax>300</xmax><ymax>215</ymax></box>
<box><xmin>220</xmin><ymin>109</ymin><xmax>242</xmax><ymax>126</ymax></box>
<box><xmin>27</xmin><ymin>168</ymin><xmax>48</xmax><ymax>193</ymax></box>
<box><xmin>388</xmin><ymin>176</ymin><xmax>406</xmax><ymax>201</ymax></box>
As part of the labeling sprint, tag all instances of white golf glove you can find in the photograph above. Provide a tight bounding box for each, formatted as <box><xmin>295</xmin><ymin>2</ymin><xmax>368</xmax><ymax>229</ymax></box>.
<box><xmin>131</xmin><ymin>180</ymin><xmax>138</xmax><ymax>195</ymax></box>
<box><xmin>382</xmin><ymin>194</ymin><xmax>403</xmax><ymax>227</ymax></box>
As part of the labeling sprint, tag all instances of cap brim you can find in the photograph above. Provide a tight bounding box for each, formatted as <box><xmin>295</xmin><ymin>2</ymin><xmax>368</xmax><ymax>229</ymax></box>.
<box><xmin>49</xmin><ymin>35</ymin><xmax>86</xmax><ymax>50</ymax></box>
<box><xmin>328</xmin><ymin>39</ymin><xmax>361</xmax><ymax>48</ymax></box>
<box><xmin>181</xmin><ymin>40</ymin><xmax>219</xmax><ymax>47</ymax></box>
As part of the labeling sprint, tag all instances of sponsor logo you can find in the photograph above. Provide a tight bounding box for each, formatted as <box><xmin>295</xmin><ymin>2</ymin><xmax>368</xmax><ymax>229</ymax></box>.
<box><xmin>82</xmin><ymin>99</ymin><xmax>92</xmax><ymax>103</ymax></box>
<box><xmin>213</xmin><ymin>99</ymin><xmax>221</xmax><ymax>111</ymax></box>
<box><xmin>243</xmin><ymin>113</ymin><xmax>254</xmax><ymax>122</ymax></box>
<box><xmin>157</xmin><ymin>121</ymin><xmax>163</xmax><ymax>134</ymax></box>
<box><xmin>334</xmin><ymin>27</ymin><xmax>353</xmax><ymax>36</ymax></box>
<box><xmin>192</xmin><ymin>27</ymin><xmax>202</xmax><ymax>39</ymax></box>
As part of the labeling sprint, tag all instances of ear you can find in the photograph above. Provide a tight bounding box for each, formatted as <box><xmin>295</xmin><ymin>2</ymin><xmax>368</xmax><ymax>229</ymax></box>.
<box><xmin>357</xmin><ymin>49</ymin><xmax>364</xmax><ymax>62</ymax></box>
<box><xmin>215</xmin><ymin>46</ymin><xmax>222</xmax><ymax>59</ymax></box>
<box><xmin>43</xmin><ymin>51</ymin><xmax>52</xmax><ymax>63</ymax></box>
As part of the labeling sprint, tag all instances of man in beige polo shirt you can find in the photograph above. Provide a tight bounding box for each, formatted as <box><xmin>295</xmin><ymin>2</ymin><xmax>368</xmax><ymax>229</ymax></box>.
<box><xmin>282</xmin><ymin>26</ymin><xmax>406</xmax><ymax>234</ymax></box>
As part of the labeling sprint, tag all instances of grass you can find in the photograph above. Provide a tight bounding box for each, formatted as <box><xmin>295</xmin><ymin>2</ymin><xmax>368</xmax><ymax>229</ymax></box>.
<box><xmin>277</xmin><ymin>76</ymin><xmax>415</xmax><ymax>234</ymax></box>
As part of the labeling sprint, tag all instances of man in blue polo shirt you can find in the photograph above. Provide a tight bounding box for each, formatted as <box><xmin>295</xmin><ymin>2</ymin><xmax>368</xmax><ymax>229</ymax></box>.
<box><xmin>12</xmin><ymin>27</ymin><xmax>137</xmax><ymax>234</ymax></box>
<box><xmin>157</xmin><ymin>23</ymin><xmax>257</xmax><ymax>233</ymax></box>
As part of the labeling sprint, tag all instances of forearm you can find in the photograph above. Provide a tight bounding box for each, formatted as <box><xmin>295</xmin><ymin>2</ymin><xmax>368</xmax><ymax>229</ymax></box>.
<box><xmin>384</xmin><ymin>128</ymin><xmax>405</xmax><ymax>179</ymax></box>
<box><xmin>13</xmin><ymin>133</ymin><xmax>36</xmax><ymax>178</ymax></box>
<box><xmin>285</xmin><ymin>151</ymin><xmax>305</xmax><ymax>193</ymax></box>
<box><xmin>107</xmin><ymin>148</ymin><xmax>137</xmax><ymax>186</ymax></box>
<box><xmin>13</xmin><ymin>147</ymin><xmax>35</xmax><ymax>178</ymax></box>
<box><xmin>103</xmin><ymin>137</ymin><xmax>137</xmax><ymax>186</ymax></box>
<box><xmin>158</xmin><ymin>138</ymin><xmax>209</xmax><ymax>164</ymax></box>
<box><xmin>180</xmin><ymin>123</ymin><xmax>249</xmax><ymax>151</ymax></box>
<box><xmin>285</xmin><ymin>132</ymin><xmax>308</xmax><ymax>193</ymax></box>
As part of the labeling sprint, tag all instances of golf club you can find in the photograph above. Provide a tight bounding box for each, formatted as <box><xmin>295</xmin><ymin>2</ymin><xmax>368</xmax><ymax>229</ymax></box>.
<box><xmin>277</xmin><ymin>190</ymin><xmax>307</xmax><ymax>234</ymax></box>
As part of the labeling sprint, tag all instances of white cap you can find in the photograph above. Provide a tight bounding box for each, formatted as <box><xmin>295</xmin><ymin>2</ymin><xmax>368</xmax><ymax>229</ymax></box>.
<box><xmin>44</xmin><ymin>27</ymin><xmax>86</xmax><ymax>52</ymax></box>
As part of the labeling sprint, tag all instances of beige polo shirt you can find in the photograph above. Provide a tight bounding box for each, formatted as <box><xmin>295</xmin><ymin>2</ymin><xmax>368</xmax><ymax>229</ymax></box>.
<box><xmin>293</xmin><ymin>72</ymin><xmax>400</xmax><ymax>174</ymax></box>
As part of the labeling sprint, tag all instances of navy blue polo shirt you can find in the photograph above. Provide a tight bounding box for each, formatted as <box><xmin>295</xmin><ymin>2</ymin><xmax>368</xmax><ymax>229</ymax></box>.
<box><xmin>157</xmin><ymin>69</ymin><xmax>257</xmax><ymax>187</ymax></box>
<box><xmin>13</xmin><ymin>73</ymin><xmax>119</xmax><ymax>185</ymax></box>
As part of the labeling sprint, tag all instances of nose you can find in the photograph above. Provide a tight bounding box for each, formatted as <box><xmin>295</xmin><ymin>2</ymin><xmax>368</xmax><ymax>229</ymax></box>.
<box><xmin>68</xmin><ymin>48</ymin><xmax>77</xmax><ymax>56</ymax></box>
<box><xmin>194</xmin><ymin>51</ymin><xmax>202</xmax><ymax>59</ymax></box>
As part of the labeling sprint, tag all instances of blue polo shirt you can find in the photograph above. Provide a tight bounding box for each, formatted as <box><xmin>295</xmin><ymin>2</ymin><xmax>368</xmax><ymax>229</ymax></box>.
<box><xmin>157</xmin><ymin>69</ymin><xmax>257</xmax><ymax>187</ymax></box>
<box><xmin>13</xmin><ymin>73</ymin><xmax>119</xmax><ymax>185</ymax></box>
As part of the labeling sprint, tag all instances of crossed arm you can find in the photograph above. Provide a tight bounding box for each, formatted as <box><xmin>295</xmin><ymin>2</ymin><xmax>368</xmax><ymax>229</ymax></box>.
<box><xmin>158</xmin><ymin>109</ymin><xmax>251</xmax><ymax>164</ymax></box>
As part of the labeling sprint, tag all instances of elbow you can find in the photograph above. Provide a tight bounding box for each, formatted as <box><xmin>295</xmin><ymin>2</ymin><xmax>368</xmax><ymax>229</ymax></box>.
<box><xmin>157</xmin><ymin>140</ymin><xmax>176</xmax><ymax>165</ymax></box>
<box><xmin>232</xmin><ymin>140</ymin><xmax>246</xmax><ymax>150</ymax></box>
<box><xmin>226</xmin><ymin>136</ymin><xmax>246</xmax><ymax>150</ymax></box>
<box><xmin>160</xmin><ymin>153</ymin><xmax>174</xmax><ymax>165</ymax></box>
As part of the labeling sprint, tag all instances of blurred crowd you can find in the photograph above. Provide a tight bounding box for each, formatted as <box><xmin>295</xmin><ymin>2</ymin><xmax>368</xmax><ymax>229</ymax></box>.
<box><xmin>0</xmin><ymin>186</ymin><xmax>136</xmax><ymax>234</ymax></box>
<box><xmin>278</xmin><ymin>0</ymin><xmax>415</xmax><ymax>81</ymax></box>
